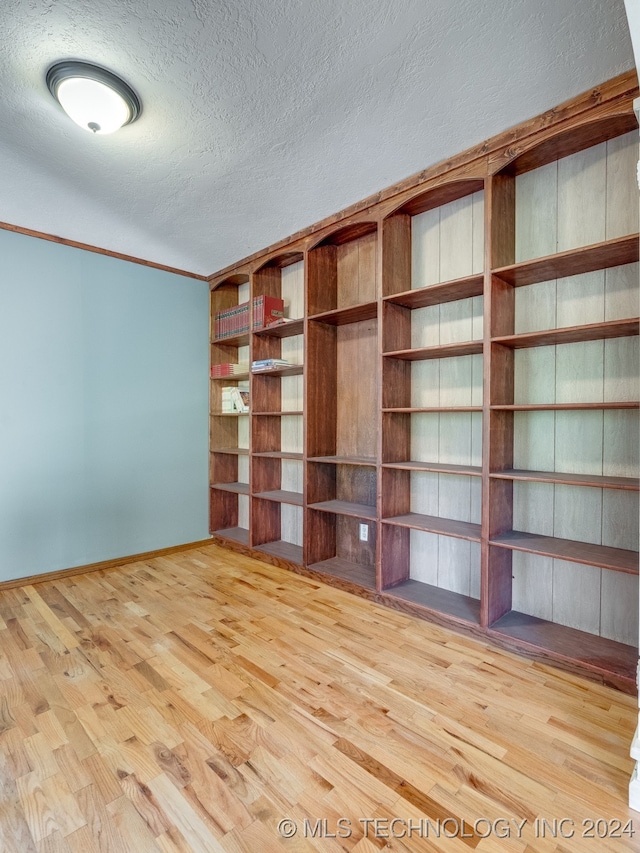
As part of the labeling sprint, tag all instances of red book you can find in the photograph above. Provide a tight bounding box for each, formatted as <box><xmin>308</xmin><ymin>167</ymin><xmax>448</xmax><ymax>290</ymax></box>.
<box><xmin>252</xmin><ymin>295</ymin><xmax>284</xmax><ymax>330</ymax></box>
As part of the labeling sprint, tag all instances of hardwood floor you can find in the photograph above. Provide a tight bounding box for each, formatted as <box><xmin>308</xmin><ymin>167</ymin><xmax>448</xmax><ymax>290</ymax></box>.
<box><xmin>0</xmin><ymin>543</ymin><xmax>636</xmax><ymax>852</ymax></box>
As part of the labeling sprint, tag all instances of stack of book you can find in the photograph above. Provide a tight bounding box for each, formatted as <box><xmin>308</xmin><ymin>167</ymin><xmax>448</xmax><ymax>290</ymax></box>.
<box><xmin>214</xmin><ymin>296</ymin><xmax>285</xmax><ymax>339</ymax></box>
<box><xmin>214</xmin><ymin>301</ymin><xmax>250</xmax><ymax>340</ymax></box>
<box><xmin>210</xmin><ymin>362</ymin><xmax>249</xmax><ymax>378</ymax></box>
<box><xmin>252</xmin><ymin>295</ymin><xmax>285</xmax><ymax>331</ymax></box>
<box><xmin>251</xmin><ymin>358</ymin><xmax>296</xmax><ymax>373</ymax></box>
<box><xmin>221</xmin><ymin>386</ymin><xmax>250</xmax><ymax>413</ymax></box>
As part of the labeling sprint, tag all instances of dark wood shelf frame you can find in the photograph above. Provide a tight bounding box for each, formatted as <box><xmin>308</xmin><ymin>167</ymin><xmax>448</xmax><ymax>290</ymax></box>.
<box><xmin>251</xmin><ymin>364</ymin><xmax>304</xmax><ymax>377</ymax></box>
<box><xmin>383</xmin><ymin>341</ymin><xmax>483</xmax><ymax>361</ymax></box>
<box><xmin>491</xmin><ymin>530</ymin><xmax>638</xmax><ymax>574</ymax></box>
<box><xmin>490</xmin><ymin>469</ymin><xmax>639</xmax><ymax>491</ymax></box>
<box><xmin>253</xmin><ymin>318</ymin><xmax>304</xmax><ymax>338</ymax></box>
<box><xmin>384</xmin><ymin>274</ymin><xmax>484</xmax><ymax>309</ymax></box>
<box><xmin>253</xmin><ymin>451</ymin><xmax>303</xmax><ymax>460</ymax></box>
<box><xmin>253</xmin><ymin>490</ymin><xmax>304</xmax><ymax>506</ymax></box>
<box><xmin>307</xmin><ymin>455</ymin><xmax>377</xmax><ymax>466</ymax></box>
<box><xmin>492</xmin><ymin>234</ymin><xmax>639</xmax><ymax>287</ymax></box>
<box><xmin>210</xmin><ymin>482</ymin><xmax>250</xmax><ymax>495</ymax></box>
<box><xmin>307</xmin><ymin>557</ymin><xmax>377</xmax><ymax>591</ymax></box>
<box><xmin>383</xmin><ymin>461</ymin><xmax>482</xmax><ymax>476</ymax></box>
<box><xmin>492</xmin><ymin>317</ymin><xmax>639</xmax><ymax>349</ymax></box>
<box><xmin>308</xmin><ymin>500</ymin><xmax>377</xmax><ymax>520</ymax></box>
<box><xmin>491</xmin><ymin>402</ymin><xmax>639</xmax><ymax>411</ymax></box>
<box><xmin>488</xmin><ymin>610</ymin><xmax>637</xmax><ymax>691</ymax></box>
<box><xmin>210</xmin><ymin>527</ymin><xmax>250</xmax><ymax>546</ymax></box>
<box><xmin>308</xmin><ymin>302</ymin><xmax>378</xmax><ymax>326</ymax></box>
<box><xmin>385</xmin><ymin>580</ymin><xmax>481</xmax><ymax>627</ymax></box>
<box><xmin>383</xmin><ymin>513</ymin><xmax>481</xmax><ymax>541</ymax></box>
<box><xmin>383</xmin><ymin>406</ymin><xmax>482</xmax><ymax>413</ymax></box>
<box><xmin>212</xmin><ymin>332</ymin><xmax>250</xmax><ymax>347</ymax></box>
<box><xmin>254</xmin><ymin>540</ymin><xmax>303</xmax><ymax>565</ymax></box>
<box><xmin>209</xmin><ymin>78</ymin><xmax>640</xmax><ymax>694</ymax></box>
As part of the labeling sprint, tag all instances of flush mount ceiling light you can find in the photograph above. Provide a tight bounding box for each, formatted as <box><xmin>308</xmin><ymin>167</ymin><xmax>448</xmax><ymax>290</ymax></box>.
<box><xmin>46</xmin><ymin>60</ymin><xmax>141</xmax><ymax>135</ymax></box>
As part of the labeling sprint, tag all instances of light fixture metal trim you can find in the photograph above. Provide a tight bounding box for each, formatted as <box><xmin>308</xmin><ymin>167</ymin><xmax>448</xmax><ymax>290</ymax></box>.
<box><xmin>46</xmin><ymin>60</ymin><xmax>141</xmax><ymax>133</ymax></box>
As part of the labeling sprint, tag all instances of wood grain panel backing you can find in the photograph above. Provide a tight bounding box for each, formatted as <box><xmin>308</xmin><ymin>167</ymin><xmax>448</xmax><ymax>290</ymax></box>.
<box><xmin>281</xmin><ymin>504</ymin><xmax>303</xmax><ymax>547</ymax></box>
<box><xmin>336</xmin><ymin>231</ymin><xmax>377</xmax><ymax>308</ymax></box>
<box><xmin>411</xmin><ymin>190</ymin><xmax>484</xmax><ymax>288</ymax></box>
<box><xmin>305</xmin><ymin>321</ymin><xmax>337</xmax><ymax>456</ymax></box>
<box><xmin>336</xmin><ymin>515</ymin><xmax>376</xmax><ymax>568</ymax></box>
<box><xmin>280</xmin><ymin>259</ymin><xmax>304</xmax><ymax>319</ymax></box>
<box><xmin>336</xmin><ymin>319</ymin><xmax>378</xmax><ymax>458</ymax></box>
<box><xmin>515</xmin><ymin>131</ymin><xmax>638</xmax><ymax>262</ymax></box>
<box><xmin>409</xmin><ymin>530</ymin><xmax>480</xmax><ymax>599</ymax></box>
<box><xmin>601</xmin><ymin>570</ymin><xmax>639</xmax><ymax>646</ymax></box>
<box><xmin>382</xmin><ymin>213</ymin><xmax>411</xmax><ymax>297</ymax></box>
<box><xmin>237</xmin><ymin>494</ymin><xmax>249</xmax><ymax>530</ymax></box>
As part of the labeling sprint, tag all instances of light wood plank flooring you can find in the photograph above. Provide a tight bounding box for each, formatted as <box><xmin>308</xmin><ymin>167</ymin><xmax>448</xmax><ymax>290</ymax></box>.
<box><xmin>0</xmin><ymin>543</ymin><xmax>637</xmax><ymax>852</ymax></box>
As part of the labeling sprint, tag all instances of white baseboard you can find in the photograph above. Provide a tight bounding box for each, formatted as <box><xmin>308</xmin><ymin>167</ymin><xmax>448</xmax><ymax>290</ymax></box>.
<box><xmin>632</xmin><ymin>725</ymin><xmax>640</xmax><ymax>763</ymax></box>
<box><xmin>630</xmin><ymin>763</ymin><xmax>640</xmax><ymax>812</ymax></box>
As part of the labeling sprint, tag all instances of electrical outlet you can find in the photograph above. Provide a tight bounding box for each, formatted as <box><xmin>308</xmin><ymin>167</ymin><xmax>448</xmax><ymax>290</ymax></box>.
<box><xmin>359</xmin><ymin>523</ymin><xmax>368</xmax><ymax>542</ymax></box>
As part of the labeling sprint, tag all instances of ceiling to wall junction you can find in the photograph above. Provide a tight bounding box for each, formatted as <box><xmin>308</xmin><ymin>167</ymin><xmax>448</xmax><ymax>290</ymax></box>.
<box><xmin>0</xmin><ymin>0</ymin><xmax>635</xmax><ymax>276</ymax></box>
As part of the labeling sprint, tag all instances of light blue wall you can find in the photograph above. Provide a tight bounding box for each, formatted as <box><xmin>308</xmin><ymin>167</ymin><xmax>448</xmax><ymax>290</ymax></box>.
<box><xmin>0</xmin><ymin>228</ymin><xmax>210</xmax><ymax>580</ymax></box>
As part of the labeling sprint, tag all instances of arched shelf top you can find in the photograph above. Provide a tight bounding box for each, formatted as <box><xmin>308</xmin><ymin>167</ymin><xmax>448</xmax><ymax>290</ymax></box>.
<box><xmin>495</xmin><ymin>112</ymin><xmax>638</xmax><ymax>177</ymax></box>
<box><xmin>254</xmin><ymin>251</ymin><xmax>304</xmax><ymax>272</ymax></box>
<box><xmin>211</xmin><ymin>272</ymin><xmax>249</xmax><ymax>291</ymax></box>
<box><xmin>388</xmin><ymin>178</ymin><xmax>485</xmax><ymax>219</ymax></box>
<box><xmin>311</xmin><ymin>221</ymin><xmax>378</xmax><ymax>250</ymax></box>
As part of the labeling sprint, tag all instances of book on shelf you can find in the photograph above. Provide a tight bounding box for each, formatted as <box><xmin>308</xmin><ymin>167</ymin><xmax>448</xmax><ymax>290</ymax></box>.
<box><xmin>220</xmin><ymin>386</ymin><xmax>250</xmax><ymax>413</ymax></box>
<box><xmin>211</xmin><ymin>362</ymin><xmax>249</xmax><ymax>378</ymax></box>
<box><xmin>214</xmin><ymin>296</ymin><xmax>285</xmax><ymax>339</ymax></box>
<box><xmin>252</xmin><ymin>295</ymin><xmax>285</xmax><ymax>330</ymax></box>
<box><xmin>214</xmin><ymin>301</ymin><xmax>250</xmax><ymax>340</ymax></box>
<box><xmin>231</xmin><ymin>386</ymin><xmax>249</xmax><ymax>412</ymax></box>
<box><xmin>251</xmin><ymin>358</ymin><xmax>297</xmax><ymax>372</ymax></box>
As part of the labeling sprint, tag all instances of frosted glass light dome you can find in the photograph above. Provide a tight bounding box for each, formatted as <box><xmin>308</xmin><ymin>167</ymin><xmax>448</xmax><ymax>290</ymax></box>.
<box><xmin>46</xmin><ymin>61</ymin><xmax>141</xmax><ymax>135</ymax></box>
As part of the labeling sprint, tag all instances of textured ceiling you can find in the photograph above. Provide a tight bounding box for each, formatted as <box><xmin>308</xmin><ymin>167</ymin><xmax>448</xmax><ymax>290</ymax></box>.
<box><xmin>0</xmin><ymin>0</ymin><xmax>635</xmax><ymax>276</ymax></box>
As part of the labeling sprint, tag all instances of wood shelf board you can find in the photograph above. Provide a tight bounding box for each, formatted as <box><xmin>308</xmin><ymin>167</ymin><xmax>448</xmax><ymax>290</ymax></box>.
<box><xmin>491</xmin><ymin>530</ymin><xmax>639</xmax><ymax>574</ymax></box>
<box><xmin>493</xmin><ymin>318</ymin><xmax>639</xmax><ymax>349</ymax></box>
<box><xmin>307</xmin><ymin>556</ymin><xmax>376</xmax><ymax>590</ymax></box>
<box><xmin>499</xmin><ymin>113</ymin><xmax>640</xmax><ymax>177</ymax></box>
<box><xmin>383</xmin><ymin>406</ymin><xmax>482</xmax><ymax>413</ymax></box>
<box><xmin>383</xmin><ymin>513</ymin><xmax>481</xmax><ymax>541</ymax></box>
<box><xmin>491</xmin><ymin>402</ymin><xmax>639</xmax><ymax>411</ymax></box>
<box><xmin>395</xmin><ymin>178</ymin><xmax>485</xmax><ymax>217</ymax></box>
<box><xmin>253</xmin><ymin>490</ymin><xmax>303</xmax><ymax>506</ymax></box>
<box><xmin>253</xmin><ymin>411</ymin><xmax>303</xmax><ymax>417</ymax></box>
<box><xmin>251</xmin><ymin>364</ymin><xmax>304</xmax><ymax>377</ymax></box>
<box><xmin>491</xmin><ymin>468</ymin><xmax>639</xmax><ymax>491</ymax></box>
<box><xmin>254</xmin><ymin>540</ymin><xmax>303</xmax><ymax>565</ymax></box>
<box><xmin>253</xmin><ymin>451</ymin><xmax>303</xmax><ymax>460</ymax></box>
<box><xmin>210</xmin><ymin>527</ymin><xmax>249</xmax><ymax>545</ymax></box>
<box><xmin>383</xmin><ymin>461</ymin><xmax>482</xmax><ymax>476</ymax></box>
<box><xmin>253</xmin><ymin>318</ymin><xmax>304</xmax><ymax>338</ymax></box>
<box><xmin>211</xmin><ymin>373</ymin><xmax>250</xmax><ymax>382</ymax></box>
<box><xmin>489</xmin><ymin>610</ymin><xmax>638</xmax><ymax>682</ymax></box>
<box><xmin>211</xmin><ymin>332</ymin><xmax>250</xmax><ymax>347</ymax></box>
<box><xmin>307</xmin><ymin>455</ymin><xmax>377</xmax><ymax>466</ymax></box>
<box><xmin>308</xmin><ymin>500</ymin><xmax>377</xmax><ymax>520</ymax></box>
<box><xmin>308</xmin><ymin>301</ymin><xmax>378</xmax><ymax>325</ymax></box>
<box><xmin>384</xmin><ymin>340</ymin><xmax>483</xmax><ymax>361</ymax></box>
<box><xmin>384</xmin><ymin>274</ymin><xmax>484</xmax><ymax>309</ymax></box>
<box><xmin>492</xmin><ymin>233</ymin><xmax>639</xmax><ymax>287</ymax></box>
<box><xmin>210</xmin><ymin>482</ymin><xmax>250</xmax><ymax>495</ymax></box>
<box><xmin>211</xmin><ymin>412</ymin><xmax>250</xmax><ymax>417</ymax></box>
<box><xmin>385</xmin><ymin>579</ymin><xmax>481</xmax><ymax>625</ymax></box>
<box><xmin>212</xmin><ymin>447</ymin><xmax>250</xmax><ymax>456</ymax></box>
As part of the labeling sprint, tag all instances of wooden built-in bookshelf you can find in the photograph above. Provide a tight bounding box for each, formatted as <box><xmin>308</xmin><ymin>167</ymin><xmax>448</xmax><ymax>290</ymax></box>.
<box><xmin>209</xmin><ymin>72</ymin><xmax>640</xmax><ymax>693</ymax></box>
